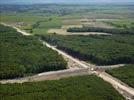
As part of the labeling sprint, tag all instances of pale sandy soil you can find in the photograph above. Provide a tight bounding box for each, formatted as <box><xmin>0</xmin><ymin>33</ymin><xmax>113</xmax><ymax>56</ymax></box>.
<box><xmin>48</xmin><ymin>20</ymin><xmax>113</xmax><ymax>35</ymax></box>
<box><xmin>48</xmin><ymin>28</ymin><xmax>111</xmax><ymax>35</ymax></box>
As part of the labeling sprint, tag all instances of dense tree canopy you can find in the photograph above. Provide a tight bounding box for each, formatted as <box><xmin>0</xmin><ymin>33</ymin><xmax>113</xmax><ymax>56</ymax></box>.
<box><xmin>40</xmin><ymin>34</ymin><xmax>134</xmax><ymax>65</ymax></box>
<box><xmin>0</xmin><ymin>75</ymin><xmax>124</xmax><ymax>100</ymax></box>
<box><xmin>0</xmin><ymin>25</ymin><xmax>67</xmax><ymax>79</ymax></box>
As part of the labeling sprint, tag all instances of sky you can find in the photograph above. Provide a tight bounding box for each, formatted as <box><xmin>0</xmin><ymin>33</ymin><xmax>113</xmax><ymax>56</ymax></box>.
<box><xmin>0</xmin><ymin>0</ymin><xmax>134</xmax><ymax>4</ymax></box>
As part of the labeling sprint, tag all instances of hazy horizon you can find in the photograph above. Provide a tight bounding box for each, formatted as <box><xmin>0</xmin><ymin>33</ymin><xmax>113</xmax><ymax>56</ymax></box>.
<box><xmin>1</xmin><ymin>0</ymin><xmax>134</xmax><ymax>4</ymax></box>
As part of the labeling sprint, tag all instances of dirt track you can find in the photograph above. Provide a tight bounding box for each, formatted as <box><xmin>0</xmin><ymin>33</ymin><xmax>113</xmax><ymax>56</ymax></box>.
<box><xmin>96</xmin><ymin>72</ymin><xmax>134</xmax><ymax>99</ymax></box>
<box><xmin>0</xmin><ymin>68</ymin><xmax>93</xmax><ymax>84</ymax></box>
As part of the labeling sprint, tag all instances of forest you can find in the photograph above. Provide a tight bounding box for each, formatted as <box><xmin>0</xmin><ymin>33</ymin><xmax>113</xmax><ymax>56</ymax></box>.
<box><xmin>0</xmin><ymin>75</ymin><xmax>124</xmax><ymax>100</ymax></box>
<box><xmin>40</xmin><ymin>34</ymin><xmax>134</xmax><ymax>65</ymax></box>
<box><xmin>0</xmin><ymin>25</ymin><xmax>67</xmax><ymax>79</ymax></box>
<box><xmin>67</xmin><ymin>27</ymin><xmax>134</xmax><ymax>35</ymax></box>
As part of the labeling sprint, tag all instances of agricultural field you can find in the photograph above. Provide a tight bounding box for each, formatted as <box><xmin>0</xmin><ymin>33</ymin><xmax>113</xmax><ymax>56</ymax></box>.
<box><xmin>0</xmin><ymin>14</ymin><xmax>62</xmax><ymax>34</ymax></box>
<box><xmin>106</xmin><ymin>64</ymin><xmax>134</xmax><ymax>88</ymax></box>
<box><xmin>0</xmin><ymin>75</ymin><xmax>125</xmax><ymax>100</ymax></box>
<box><xmin>0</xmin><ymin>25</ymin><xmax>67</xmax><ymax>79</ymax></box>
<box><xmin>40</xmin><ymin>34</ymin><xmax>134</xmax><ymax>65</ymax></box>
<box><xmin>1</xmin><ymin>4</ymin><xmax>134</xmax><ymax>35</ymax></box>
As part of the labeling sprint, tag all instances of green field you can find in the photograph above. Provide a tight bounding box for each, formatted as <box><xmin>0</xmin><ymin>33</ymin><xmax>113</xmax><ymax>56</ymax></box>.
<box><xmin>40</xmin><ymin>34</ymin><xmax>134</xmax><ymax>65</ymax></box>
<box><xmin>0</xmin><ymin>14</ymin><xmax>62</xmax><ymax>34</ymax></box>
<box><xmin>1</xmin><ymin>4</ymin><xmax>134</xmax><ymax>35</ymax></box>
<box><xmin>0</xmin><ymin>25</ymin><xmax>67</xmax><ymax>79</ymax></box>
<box><xmin>0</xmin><ymin>14</ymin><xmax>45</xmax><ymax>25</ymax></box>
<box><xmin>106</xmin><ymin>64</ymin><xmax>134</xmax><ymax>88</ymax></box>
<box><xmin>32</xmin><ymin>17</ymin><xmax>62</xmax><ymax>34</ymax></box>
<box><xmin>0</xmin><ymin>75</ymin><xmax>124</xmax><ymax>100</ymax></box>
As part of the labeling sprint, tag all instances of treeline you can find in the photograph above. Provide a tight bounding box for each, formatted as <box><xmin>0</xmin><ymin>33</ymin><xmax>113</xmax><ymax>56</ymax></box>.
<box><xmin>67</xmin><ymin>27</ymin><xmax>134</xmax><ymax>35</ymax></box>
<box><xmin>0</xmin><ymin>75</ymin><xmax>124</xmax><ymax>100</ymax></box>
<box><xmin>40</xmin><ymin>34</ymin><xmax>134</xmax><ymax>65</ymax></box>
<box><xmin>0</xmin><ymin>25</ymin><xmax>67</xmax><ymax>79</ymax></box>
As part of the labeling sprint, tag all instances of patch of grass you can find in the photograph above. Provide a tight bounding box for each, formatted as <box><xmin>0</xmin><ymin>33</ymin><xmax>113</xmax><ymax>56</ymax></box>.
<box><xmin>32</xmin><ymin>17</ymin><xmax>62</xmax><ymax>34</ymax></box>
<box><xmin>106</xmin><ymin>64</ymin><xmax>134</xmax><ymax>88</ymax></box>
<box><xmin>33</xmin><ymin>28</ymin><xmax>48</xmax><ymax>34</ymax></box>
<box><xmin>0</xmin><ymin>75</ymin><xmax>124</xmax><ymax>100</ymax></box>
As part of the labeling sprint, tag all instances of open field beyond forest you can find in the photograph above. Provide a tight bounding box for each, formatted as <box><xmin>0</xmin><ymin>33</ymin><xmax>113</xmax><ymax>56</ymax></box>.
<box><xmin>106</xmin><ymin>64</ymin><xmax>134</xmax><ymax>88</ymax></box>
<box><xmin>0</xmin><ymin>14</ymin><xmax>62</xmax><ymax>34</ymax></box>
<box><xmin>40</xmin><ymin>34</ymin><xmax>134</xmax><ymax>65</ymax></box>
<box><xmin>0</xmin><ymin>75</ymin><xmax>124</xmax><ymax>100</ymax></box>
<box><xmin>0</xmin><ymin>25</ymin><xmax>67</xmax><ymax>79</ymax></box>
<box><xmin>0</xmin><ymin>4</ymin><xmax>134</xmax><ymax>35</ymax></box>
